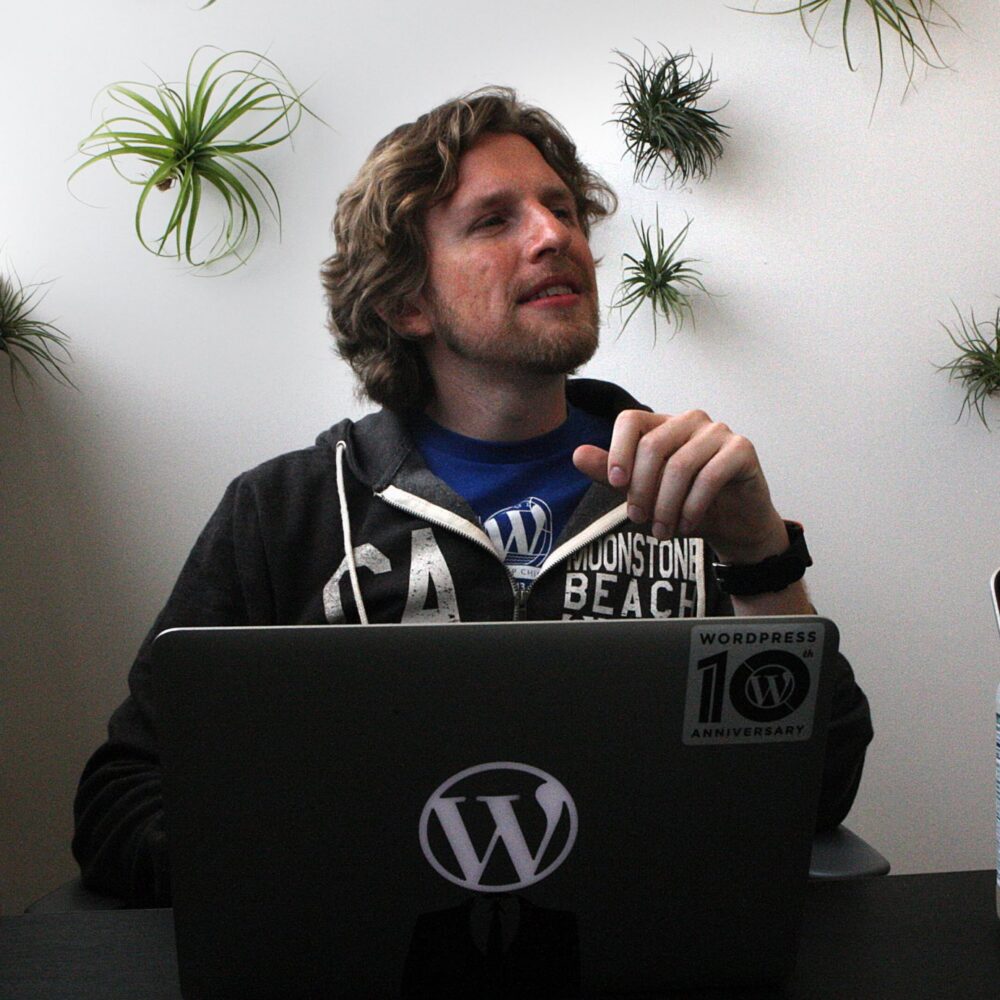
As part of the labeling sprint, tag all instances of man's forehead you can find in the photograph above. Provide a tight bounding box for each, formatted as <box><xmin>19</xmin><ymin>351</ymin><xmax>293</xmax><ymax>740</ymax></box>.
<box><xmin>441</xmin><ymin>133</ymin><xmax>572</xmax><ymax>213</ymax></box>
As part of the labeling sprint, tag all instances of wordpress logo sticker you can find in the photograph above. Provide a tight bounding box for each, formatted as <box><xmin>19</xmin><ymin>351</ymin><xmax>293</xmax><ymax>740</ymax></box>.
<box><xmin>483</xmin><ymin>498</ymin><xmax>553</xmax><ymax>580</ymax></box>
<box><xmin>419</xmin><ymin>762</ymin><xmax>578</xmax><ymax>893</ymax></box>
<box><xmin>729</xmin><ymin>651</ymin><xmax>811</xmax><ymax>722</ymax></box>
<box><xmin>683</xmin><ymin>624</ymin><xmax>824</xmax><ymax>745</ymax></box>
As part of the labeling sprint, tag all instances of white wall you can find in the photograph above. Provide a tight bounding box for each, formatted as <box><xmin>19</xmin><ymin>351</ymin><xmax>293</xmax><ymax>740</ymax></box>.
<box><xmin>2</xmin><ymin>0</ymin><xmax>998</xmax><ymax>914</ymax></box>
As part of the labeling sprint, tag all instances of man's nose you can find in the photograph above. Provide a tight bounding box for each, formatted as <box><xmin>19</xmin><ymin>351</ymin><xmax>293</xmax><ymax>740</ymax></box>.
<box><xmin>526</xmin><ymin>205</ymin><xmax>572</xmax><ymax>258</ymax></box>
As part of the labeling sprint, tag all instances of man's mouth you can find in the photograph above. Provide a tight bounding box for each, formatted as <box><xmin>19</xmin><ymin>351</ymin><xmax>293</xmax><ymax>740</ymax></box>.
<box><xmin>519</xmin><ymin>279</ymin><xmax>582</xmax><ymax>305</ymax></box>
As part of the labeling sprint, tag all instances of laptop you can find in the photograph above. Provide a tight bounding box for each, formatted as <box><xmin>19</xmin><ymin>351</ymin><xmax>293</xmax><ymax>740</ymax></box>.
<box><xmin>152</xmin><ymin>616</ymin><xmax>840</xmax><ymax>998</ymax></box>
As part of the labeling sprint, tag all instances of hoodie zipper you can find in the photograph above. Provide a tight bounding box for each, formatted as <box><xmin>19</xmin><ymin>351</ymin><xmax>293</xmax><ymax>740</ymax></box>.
<box><xmin>378</xmin><ymin>485</ymin><xmax>630</xmax><ymax>622</ymax></box>
<box><xmin>526</xmin><ymin>505</ymin><xmax>630</xmax><ymax>596</ymax></box>
<box><xmin>511</xmin><ymin>507</ymin><xmax>631</xmax><ymax>619</ymax></box>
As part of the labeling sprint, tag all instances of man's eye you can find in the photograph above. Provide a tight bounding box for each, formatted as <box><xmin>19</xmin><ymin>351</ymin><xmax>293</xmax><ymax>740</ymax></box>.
<box><xmin>474</xmin><ymin>215</ymin><xmax>504</xmax><ymax>230</ymax></box>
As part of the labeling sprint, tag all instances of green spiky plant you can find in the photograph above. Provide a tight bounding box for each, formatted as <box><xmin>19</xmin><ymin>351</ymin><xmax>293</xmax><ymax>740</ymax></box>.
<box><xmin>612</xmin><ymin>213</ymin><xmax>707</xmax><ymax>337</ymax></box>
<box><xmin>937</xmin><ymin>304</ymin><xmax>1000</xmax><ymax>429</ymax></box>
<box><xmin>746</xmin><ymin>1</ymin><xmax>958</xmax><ymax>100</ymax></box>
<box><xmin>0</xmin><ymin>269</ymin><xmax>73</xmax><ymax>393</ymax></box>
<box><xmin>611</xmin><ymin>44</ymin><xmax>728</xmax><ymax>186</ymax></box>
<box><xmin>70</xmin><ymin>47</ymin><xmax>314</xmax><ymax>271</ymax></box>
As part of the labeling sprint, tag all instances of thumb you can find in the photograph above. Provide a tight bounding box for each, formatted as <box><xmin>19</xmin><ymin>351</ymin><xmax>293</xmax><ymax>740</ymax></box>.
<box><xmin>573</xmin><ymin>444</ymin><xmax>613</xmax><ymax>486</ymax></box>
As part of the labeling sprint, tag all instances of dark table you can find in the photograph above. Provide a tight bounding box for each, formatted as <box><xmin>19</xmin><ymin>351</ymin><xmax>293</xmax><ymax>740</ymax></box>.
<box><xmin>2</xmin><ymin>870</ymin><xmax>998</xmax><ymax>998</ymax></box>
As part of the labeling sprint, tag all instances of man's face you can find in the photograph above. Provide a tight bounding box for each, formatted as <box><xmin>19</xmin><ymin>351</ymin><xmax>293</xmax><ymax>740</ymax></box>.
<box><xmin>404</xmin><ymin>132</ymin><xmax>600</xmax><ymax>377</ymax></box>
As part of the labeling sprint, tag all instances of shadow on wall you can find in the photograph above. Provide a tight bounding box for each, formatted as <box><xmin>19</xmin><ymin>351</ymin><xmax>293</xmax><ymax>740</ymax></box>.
<box><xmin>0</xmin><ymin>379</ymin><xmax>167</xmax><ymax>914</ymax></box>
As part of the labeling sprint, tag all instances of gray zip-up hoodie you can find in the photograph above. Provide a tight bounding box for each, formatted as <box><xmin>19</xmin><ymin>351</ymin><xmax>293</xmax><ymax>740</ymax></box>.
<box><xmin>73</xmin><ymin>379</ymin><xmax>872</xmax><ymax>906</ymax></box>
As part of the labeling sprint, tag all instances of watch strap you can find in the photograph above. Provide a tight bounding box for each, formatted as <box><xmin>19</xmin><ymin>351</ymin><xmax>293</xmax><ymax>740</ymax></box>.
<box><xmin>712</xmin><ymin>521</ymin><xmax>813</xmax><ymax>597</ymax></box>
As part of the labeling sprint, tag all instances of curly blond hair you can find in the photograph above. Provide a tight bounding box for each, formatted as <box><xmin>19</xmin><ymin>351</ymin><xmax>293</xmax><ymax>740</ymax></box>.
<box><xmin>320</xmin><ymin>87</ymin><xmax>617</xmax><ymax>411</ymax></box>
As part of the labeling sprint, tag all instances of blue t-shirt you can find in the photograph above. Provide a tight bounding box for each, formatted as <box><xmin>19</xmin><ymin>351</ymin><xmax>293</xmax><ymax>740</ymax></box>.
<box><xmin>411</xmin><ymin>405</ymin><xmax>613</xmax><ymax>588</ymax></box>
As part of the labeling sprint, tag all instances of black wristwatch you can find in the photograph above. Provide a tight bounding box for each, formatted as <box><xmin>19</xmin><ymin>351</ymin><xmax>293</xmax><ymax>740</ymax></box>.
<box><xmin>712</xmin><ymin>521</ymin><xmax>813</xmax><ymax>597</ymax></box>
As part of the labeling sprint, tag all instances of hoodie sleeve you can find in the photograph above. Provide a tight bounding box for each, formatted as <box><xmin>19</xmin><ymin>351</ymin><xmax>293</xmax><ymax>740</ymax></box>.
<box><xmin>703</xmin><ymin>552</ymin><xmax>873</xmax><ymax>832</ymax></box>
<box><xmin>814</xmin><ymin>650</ymin><xmax>873</xmax><ymax>830</ymax></box>
<box><xmin>72</xmin><ymin>476</ymin><xmax>271</xmax><ymax>906</ymax></box>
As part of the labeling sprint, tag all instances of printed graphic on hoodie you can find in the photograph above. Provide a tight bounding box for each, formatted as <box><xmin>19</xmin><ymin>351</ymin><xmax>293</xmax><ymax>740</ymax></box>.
<box><xmin>561</xmin><ymin>533</ymin><xmax>706</xmax><ymax>620</ymax></box>
<box><xmin>322</xmin><ymin>524</ymin><xmax>706</xmax><ymax>624</ymax></box>
<box><xmin>323</xmin><ymin>528</ymin><xmax>459</xmax><ymax>625</ymax></box>
<box><xmin>483</xmin><ymin>497</ymin><xmax>553</xmax><ymax>585</ymax></box>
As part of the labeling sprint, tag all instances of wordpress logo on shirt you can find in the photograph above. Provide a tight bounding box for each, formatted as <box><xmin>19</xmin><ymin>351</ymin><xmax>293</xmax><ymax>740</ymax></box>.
<box><xmin>484</xmin><ymin>497</ymin><xmax>553</xmax><ymax>574</ymax></box>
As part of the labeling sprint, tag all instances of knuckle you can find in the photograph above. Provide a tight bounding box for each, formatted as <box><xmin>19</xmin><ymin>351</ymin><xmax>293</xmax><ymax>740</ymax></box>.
<box><xmin>698</xmin><ymin>465</ymin><xmax>723</xmax><ymax>491</ymax></box>
<box><xmin>665</xmin><ymin>453</ymin><xmax>693</xmax><ymax>480</ymax></box>
<box><xmin>635</xmin><ymin>432</ymin><xmax>661</xmax><ymax>462</ymax></box>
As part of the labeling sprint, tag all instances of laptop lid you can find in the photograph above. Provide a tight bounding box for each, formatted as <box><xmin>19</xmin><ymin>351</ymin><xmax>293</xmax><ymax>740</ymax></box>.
<box><xmin>152</xmin><ymin>616</ymin><xmax>839</xmax><ymax>999</ymax></box>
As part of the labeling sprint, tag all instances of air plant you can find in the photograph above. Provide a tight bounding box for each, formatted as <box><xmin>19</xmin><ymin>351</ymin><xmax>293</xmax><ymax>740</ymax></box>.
<box><xmin>745</xmin><ymin>1</ymin><xmax>958</xmax><ymax>100</ymax></box>
<box><xmin>611</xmin><ymin>44</ymin><xmax>728</xmax><ymax>186</ymax></box>
<box><xmin>70</xmin><ymin>47</ymin><xmax>314</xmax><ymax>271</ymax></box>
<box><xmin>612</xmin><ymin>212</ymin><xmax>707</xmax><ymax>338</ymax></box>
<box><xmin>937</xmin><ymin>304</ymin><xmax>1000</xmax><ymax>429</ymax></box>
<box><xmin>0</xmin><ymin>269</ymin><xmax>73</xmax><ymax>393</ymax></box>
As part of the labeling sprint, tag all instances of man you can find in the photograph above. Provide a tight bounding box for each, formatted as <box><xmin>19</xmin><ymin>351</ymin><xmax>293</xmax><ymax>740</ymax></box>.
<box><xmin>73</xmin><ymin>88</ymin><xmax>872</xmax><ymax>906</ymax></box>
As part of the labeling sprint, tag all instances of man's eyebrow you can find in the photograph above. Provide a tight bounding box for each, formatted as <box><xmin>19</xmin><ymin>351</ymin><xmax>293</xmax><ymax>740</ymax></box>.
<box><xmin>457</xmin><ymin>185</ymin><xmax>575</xmax><ymax>216</ymax></box>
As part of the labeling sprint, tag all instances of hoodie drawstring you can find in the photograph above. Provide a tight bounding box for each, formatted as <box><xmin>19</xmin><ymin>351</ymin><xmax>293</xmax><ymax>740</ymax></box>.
<box><xmin>335</xmin><ymin>440</ymin><xmax>370</xmax><ymax>624</ymax></box>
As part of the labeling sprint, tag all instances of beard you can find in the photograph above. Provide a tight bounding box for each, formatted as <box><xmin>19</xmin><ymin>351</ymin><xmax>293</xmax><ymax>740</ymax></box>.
<box><xmin>425</xmin><ymin>294</ymin><xmax>601</xmax><ymax>377</ymax></box>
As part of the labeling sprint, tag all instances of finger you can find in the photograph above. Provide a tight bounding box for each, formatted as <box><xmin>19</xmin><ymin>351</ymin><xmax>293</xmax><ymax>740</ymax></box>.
<box><xmin>674</xmin><ymin>433</ymin><xmax>758</xmax><ymax>536</ymax></box>
<box><xmin>572</xmin><ymin>444</ymin><xmax>612</xmax><ymax>485</ymax></box>
<box><xmin>625</xmin><ymin>410</ymin><xmax>711</xmax><ymax>526</ymax></box>
<box><xmin>606</xmin><ymin>410</ymin><xmax>671</xmax><ymax>490</ymax></box>
<box><xmin>646</xmin><ymin>419</ymin><xmax>731</xmax><ymax>538</ymax></box>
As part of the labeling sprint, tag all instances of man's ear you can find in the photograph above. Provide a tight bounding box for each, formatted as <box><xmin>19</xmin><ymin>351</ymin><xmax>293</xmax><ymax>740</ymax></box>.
<box><xmin>377</xmin><ymin>295</ymin><xmax>433</xmax><ymax>339</ymax></box>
